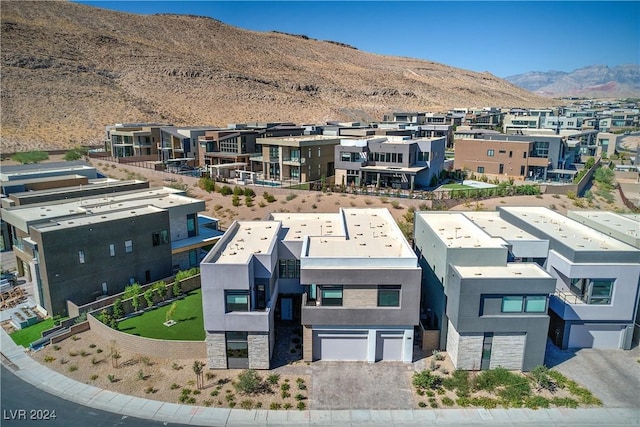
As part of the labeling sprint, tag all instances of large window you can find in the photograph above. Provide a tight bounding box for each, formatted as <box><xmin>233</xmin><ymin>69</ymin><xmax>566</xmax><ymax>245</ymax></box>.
<box><xmin>417</xmin><ymin>151</ymin><xmax>430</xmax><ymax>162</ymax></box>
<box><xmin>321</xmin><ymin>286</ymin><xmax>343</xmax><ymax>306</ymax></box>
<box><xmin>502</xmin><ymin>295</ymin><xmax>548</xmax><ymax>313</ymax></box>
<box><xmin>501</xmin><ymin>296</ymin><xmax>523</xmax><ymax>312</ymax></box>
<box><xmin>225</xmin><ymin>291</ymin><xmax>249</xmax><ymax>312</ymax></box>
<box><xmin>124</xmin><ymin>240</ymin><xmax>133</xmax><ymax>253</ymax></box>
<box><xmin>278</xmin><ymin>259</ymin><xmax>300</xmax><ymax>278</ymax></box>
<box><xmin>378</xmin><ymin>285</ymin><xmax>400</xmax><ymax>307</ymax></box>
<box><xmin>187</xmin><ymin>214</ymin><xmax>196</xmax><ymax>238</ymax></box>
<box><xmin>589</xmin><ymin>280</ymin><xmax>614</xmax><ymax>304</ymax></box>
<box><xmin>226</xmin><ymin>331</ymin><xmax>248</xmax><ymax>368</ymax></box>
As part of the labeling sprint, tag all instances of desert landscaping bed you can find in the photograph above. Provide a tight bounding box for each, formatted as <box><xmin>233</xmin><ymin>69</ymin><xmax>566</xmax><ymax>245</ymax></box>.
<box><xmin>32</xmin><ymin>328</ymin><xmax>309</xmax><ymax>410</ymax></box>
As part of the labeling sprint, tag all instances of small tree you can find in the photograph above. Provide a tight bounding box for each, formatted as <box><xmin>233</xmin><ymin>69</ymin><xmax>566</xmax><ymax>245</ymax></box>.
<box><xmin>64</xmin><ymin>150</ymin><xmax>83</xmax><ymax>161</ymax></box>
<box><xmin>143</xmin><ymin>289</ymin><xmax>154</xmax><ymax>309</ymax></box>
<box><xmin>172</xmin><ymin>280</ymin><xmax>181</xmax><ymax>298</ymax></box>
<box><xmin>166</xmin><ymin>302</ymin><xmax>177</xmax><ymax>323</ymax></box>
<box><xmin>152</xmin><ymin>281</ymin><xmax>167</xmax><ymax>300</ymax></box>
<box><xmin>109</xmin><ymin>341</ymin><xmax>121</xmax><ymax>368</ymax></box>
<box><xmin>193</xmin><ymin>360</ymin><xmax>205</xmax><ymax>389</ymax></box>
<box><xmin>112</xmin><ymin>298</ymin><xmax>123</xmax><ymax>320</ymax></box>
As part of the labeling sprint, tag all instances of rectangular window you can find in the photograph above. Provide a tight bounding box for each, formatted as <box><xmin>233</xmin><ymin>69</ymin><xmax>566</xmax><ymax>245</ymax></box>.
<box><xmin>225</xmin><ymin>291</ymin><xmax>249</xmax><ymax>312</ymax></box>
<box><xmin>385</xmin><ymin>153</ymin><xmax>391</xmax><ymax>162</ymax></box>
<box><xmin>589</xmin><ymin>279</ymin><xmax>613</xmax><ymax>304</ymax></box>
<box><xmin>279</xmin><ymin>260</ymin><xmax>287</xmax><ymax>277</ymax></box>
<box><xmin>391</xmin><ymin>153</ymin><xmax>397</xmax><ymax>163</ymax></box>
<box><xmin>187</xmin><ymin>214</ymin><xmax>196</xmax><ymax>238</ymax></box>
<box><xmin>501</xmin><ymin>296</ymin><xmax>523</xmax><ymax>312</ymax></box>
<box><xmin>477</xmin><ymin>166</ymin><xmax>485</xmax><ymax>173</ymax></box>
<box><xmin>125</xmin><ymin>240</ymin><xmax>133</xmax><ymax>253</ymax></box>
<box><xmin>523</xmin><ymin>152</ymin><xmax>527</xmax><ymax>159</ymax></box>
<box><xmin>341</xmin><ymin>152</ymin><xmax>351</xmax><ymax>162</ymax></box>
<box><xmin>397</xmin><ymin>153</ymin><xmax>403</xmax><ymax>163</ymax></box>
<box><xmin>189</xmin><ymin>249</ymin><xmax>198</xmax><ymax>267</ymax></box>
<box><xmin>152</xmin><ymin>230</ymin><xmax>169</xmax><ymax>246</ymax></box>
<box><xmin>378</xmin><ymin>285</ymin><xmax>401</xmax><ymax>307</ymax></box>
<box><xmin>318</xmin><ymin>147</ymin><xmax>321</xmax><ymax>157</ymax></box>
<box><xmin>109</xmin><ymin>244</ymin><xmax>115</xmax><ymax>257</ymax></box>
<box><xmin>509</xmin><ymin>151</ymin><xmax>513</xmax><ymax>158</ymax></box>
<box><xmin>525</xmin><ymin>296</ymin><xmax>547</xmax><ymax>312</ymax></box>
<box><xmin>78</xmin><ymin>250</ymin><xmax>85</xmax><ymax>264</ymax></box>
<box><xmin>498</xmin><ymin>164</ymin><xmax>504</xmax><ymax>174</ymax></box>
<box><xmin>321</xmin><ymin>286</ymin><xmax>343</xmax><ymax>306</ymax></box>
<box><xmin>487</xmin><ymin>149</ymin><xmax>495</xmax><ymax>157</ymax></box>
<box><xmin>499</xmin><ymin>150</ymin><xmax>506</xmax><ymax>154</ymax></box>
<box><xmin>226</xmin><ymin>331</ymin><xmax>248</xmax><ymax>367</ymax></box>
<box><xmin>279</xmin><ymin>259</ymin><xmax>300</xmax><ymax>278</ymax></box>
<box><xmin>520</xmin><ymin>165</ymin><xmax>526</xmax><ymax>176</ymax></box>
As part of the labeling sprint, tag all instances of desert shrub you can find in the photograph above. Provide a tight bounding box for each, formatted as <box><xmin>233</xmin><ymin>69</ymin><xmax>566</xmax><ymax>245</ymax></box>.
<box><xmin>286</xmin><ymin>193</ymin><xmax>297</xmax><ymax>201</ymax></box>
<box><xmin>412</xmin><ymin>370</ymin><xmax>441</xmax><ymax>391</ymax></box>
<box><xmin>220</xmin><ymin>186</ymin><xmax>233</xmax><ymax>196</ymax></box>
<box><xmin>418</xmin><ymin>401</ymin><xmax>427</xmax><ymax>408</ymax></box>
<box><xmin>263</xmin><ymin>192</ymin><xmax>276</xmax><ymax>203</ymax></box>
<box><xmin>68</xmin><ymin>365</ymin><xmax>78</xmax><ymax>372</ymax></box>
<box><xmin>267</xmin><ymin>374</ymin><xmax>280</xmax><ymax>385</ymax></box>
<box><xmin>441</xmin><ymin>396</ymin><xmax>454</xmax><ymax>406</ymax></box>
<box><xmin>525</xmin><ymin>396</ymin><xmax>550</xmax><ymax>409</ymax></box>
<box><xmin>296</xmin><ymin>401</ymin><xmax>306</xmax><ymax>410</ymax></box>
<box><xmin>11</xmin><ymin>151</ymin><xmax>49</xmax><ymax>164</ymax></box>
<box><xmin>244</xmin><ymin>188</ymin><xmax>255</xmax><ymax>197</ymax></box>
<box><xmin>90</xmin><ymin>374</ymin><xmax>99</xmax><ymax>380</ymax></box>
<box><xmin>234</xmin><ymin>369</ymin><xmax>269</xmax><ymax>395</ymax></box>
<box><xmin>170</xmin><ymin>383</ymin><xmax>180</xmax><ymax>390</ymax></box>
<box><xmin>107</xmin><ymin>374</ymin><xmax>116</xmax><ymax>383</ymax></box>
<box><xmin>270</xmin><ymin>402</ymin><xmax>281</xmax><ymax>410</ymax></box>
<box><xmin>44</xmin><ymin>355</ymin><xmax>56</xmax><ymax>363</ymax></box>
<box><xmin>283</xmin><ymin>402</ymin><xmax>292</xmax><ymax>409</ymax></box>
<box><xmin>550</xmin><ymin>397</ymin><xmax>578</xmax><ymax>408</ymax></box>
<box><xmin>281</xmin><ymin>390</ymin><xmax>291</xmax><ymax>399</ymax></box>
<box><xmin>232</xmin><ymin>194</ymin><xmax>240</xmax><ymax>206</ymax></box>
<box><xmin>233</xmin><ymin>186</ymin><xmax>244</xmax><ymax>196</ymax></box>
<box><xmin>240</xmin><ymin>399</ymin><xmax>254</xmax><ymax>409</ymax></box>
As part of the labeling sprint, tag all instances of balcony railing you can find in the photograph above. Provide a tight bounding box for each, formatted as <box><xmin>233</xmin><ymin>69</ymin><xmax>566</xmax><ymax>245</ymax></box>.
<box><xmin>554</xmin><ymin>289</ymin><xmax>585</xmax><ymax>305</ymax></box>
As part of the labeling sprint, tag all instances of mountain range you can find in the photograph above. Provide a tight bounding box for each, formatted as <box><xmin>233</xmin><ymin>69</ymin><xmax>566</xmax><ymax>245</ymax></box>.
<box><xmin>505</xmin><ymin>64</ymin><xmax>640</xmax><ymax>98</ymax></box>
<box><xmin>2</xmin><ymin>1</ymin><xmax>554</xmax><ymax>152</ymax></box>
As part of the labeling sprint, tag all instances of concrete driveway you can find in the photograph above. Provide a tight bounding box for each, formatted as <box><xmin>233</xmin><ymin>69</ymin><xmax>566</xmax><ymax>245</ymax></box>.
<box><xmin>545</xmin><ymin>340</ymin><xmax>640</xmax><ymax>408</ymax></box>
<box><xmin>310</xmin><ymin>361</ymin><xmax>415</xmax><ymax>410</ymax></box>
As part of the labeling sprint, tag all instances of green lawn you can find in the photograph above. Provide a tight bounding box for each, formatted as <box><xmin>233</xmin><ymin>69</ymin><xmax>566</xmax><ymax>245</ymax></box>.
<box><xmin>440</xmin><ymin>183</ymin><xmax>474</xmax><ymax>190</ymax></box>
<box><xmin>117</xmin><ymin>289</ymin><xmax>205</xmax><ymax>341</ymax></box>
<box><xmin>10</xmin><ymin>318</ymin><xmax>55</xmax><ymax>347</ymax></box>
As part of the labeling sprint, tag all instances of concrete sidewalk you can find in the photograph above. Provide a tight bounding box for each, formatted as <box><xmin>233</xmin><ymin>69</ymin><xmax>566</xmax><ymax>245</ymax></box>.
<box><xmin>1</xmin><ymin>329</ymin><xmax>638</xmax><ymax>426</ymax></box>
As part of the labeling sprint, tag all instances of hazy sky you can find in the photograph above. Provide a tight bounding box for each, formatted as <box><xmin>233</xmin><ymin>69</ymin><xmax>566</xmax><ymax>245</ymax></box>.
<box><xmin>75</xmin><ymin>1</ymin><xmax>639</xmax><ymax>77</ymax></box>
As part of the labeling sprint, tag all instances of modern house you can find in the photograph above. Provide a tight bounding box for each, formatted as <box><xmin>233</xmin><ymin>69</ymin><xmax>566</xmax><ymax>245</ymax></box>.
<box><xmin>200</xmin><ymin>208</ymin><xmax>421</xmax><ymax>369</ymax></box>
<box><xmin>498</xmin><ymin>207</ymin><xmax>640</xmax><ymax>350</ymax></box>
<box><xmin>413</xmin><ymin>212</ymin><xmax>555</xmax><ymax>371</ymax></box>
<box><xmin>334</xmin><ymin>136</ymin><xmax>446</xmax><ymax>190</ymax></box>
<box><xmin>105</xmin><ymin>123</ymin><xmax>168</xmax><ymax>158</ymax></box>
<box><xmin>1</xmin><ymin>186</ymin><xmax>221</xmax><ymax>316</ymax></box>
<box><xmin>248</xmin><ymin>136</ymin><xmax>340</xmax><ymax>185</ymax></box>
<box><xmin>158</xmin><ymin>126</ymin><xmax>219</xmax><ymax>164</ymax></box>
<box><xmin>196</xmin><ymin>129</ymin><xmax>259</xmax><ymax>175</ymax></box>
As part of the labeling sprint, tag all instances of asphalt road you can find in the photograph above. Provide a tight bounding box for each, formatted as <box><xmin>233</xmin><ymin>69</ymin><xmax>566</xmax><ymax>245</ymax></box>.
<box><xmin>0</xmin><ymin>365</ymin><xmax>186</xmax><ymax>427</ymax></box>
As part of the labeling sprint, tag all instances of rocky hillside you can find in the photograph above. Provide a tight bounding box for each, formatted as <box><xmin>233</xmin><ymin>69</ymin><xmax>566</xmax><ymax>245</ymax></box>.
<box><xmin>1</xmin><ymin>1</ymin><xmax>553</xmax><ymax>152</ymax></box>
<box><xmin>506</xmin><ymin>64</ymin><xmax>640</xmax><ymax>98</ymax></box>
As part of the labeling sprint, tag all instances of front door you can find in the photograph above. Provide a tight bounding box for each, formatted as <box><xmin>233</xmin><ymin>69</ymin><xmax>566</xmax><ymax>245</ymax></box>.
<box><xmin>281</xmin><ymin>298</ymin><xmax>292</xmax><ymax>320</ymax></box>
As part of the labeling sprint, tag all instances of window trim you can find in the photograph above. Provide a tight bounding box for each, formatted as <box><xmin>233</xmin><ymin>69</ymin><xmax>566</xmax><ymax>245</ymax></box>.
<box><xmin>377</xmin><ymin>285</ymin><xmax>401</xmax><ymax>307</ymax></box>
<box><xmin>320</xmin><ymin>285</ymin><xmax>343</xmax><ymax>306</ymax></box>
<box><xmin>225</xmin><ymin>290</ymin><xmax>250</xmax><ymax>312</ymax></box>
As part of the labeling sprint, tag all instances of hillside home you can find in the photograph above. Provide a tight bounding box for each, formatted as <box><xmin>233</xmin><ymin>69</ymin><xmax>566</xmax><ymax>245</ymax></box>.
<box><xmin>105</xmin><ymin>123</ymin><xmax>168</xmax><ymax>158</ymax></box>
<box><xmin>158</xmin><ymin>126</ymin><xmax>219</xmax><ymax>164</ymax></box>
<box><xmin>200</xmin><ymin>208</ymin><xmax>421</xmax><ymax>369</ymax></box>
<box><xmin>334</xmin><ymin>136</ymin><xmax>445</xmax><ymax>190</ymax></box>
<box><xmin>248</xmin><ymin>136</ymin><xmax>340</xmax><ymax>185</ymax></box>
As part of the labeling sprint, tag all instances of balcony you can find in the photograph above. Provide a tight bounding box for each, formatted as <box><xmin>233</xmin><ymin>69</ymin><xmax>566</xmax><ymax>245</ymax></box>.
<box><xmin>224</xmin><ymin>303</ymin><xmax>272</xmax><ymax>332</ymax></box>
<box><xmin>282</xmin><ymin>157</ymin><xmax>301</xmax><ymax>165</ymax></box>
<box><xmin>553</xmin><ymin>289</ymin><xmax>585</xmax><ymax>305</ymax></box>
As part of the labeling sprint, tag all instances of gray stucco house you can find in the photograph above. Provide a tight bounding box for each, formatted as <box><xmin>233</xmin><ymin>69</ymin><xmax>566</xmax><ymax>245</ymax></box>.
<box><xmin>200</xmin><ymin>208</ymin><xmax>421</xmax><ymax>369</ymax></box>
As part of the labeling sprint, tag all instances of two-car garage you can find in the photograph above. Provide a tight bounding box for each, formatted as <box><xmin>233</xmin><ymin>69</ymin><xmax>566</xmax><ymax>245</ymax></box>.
<box><xmin>311</xmin><ymin>328</ymin><xmax>410</xmax><ymax>362</ymax></box>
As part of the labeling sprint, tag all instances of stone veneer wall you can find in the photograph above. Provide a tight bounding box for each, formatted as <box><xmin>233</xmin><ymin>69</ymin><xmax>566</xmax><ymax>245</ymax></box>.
<box><xmin>248</xmin><ymin>332</ymin><xmax>270</xmax><ymax>369</ymax></box>
<box><xmin>343</xmin><ymin>285</ymin><xmax>377</xmax><ymax>308</ymax></box>
<box><xmin>447</xmin><ymin>320</ymin><xmax>484</xmax><ymax>370</ymax></box>
<box><xmin>206</xmin><ymin>332</ymin><xmax>227</xmax><ymax>369</ymax></box>
<box><xmin>489</xmin><ymin>333</ymin><xmax>525</xmax><ymax>370</ymax></box>
<box><xmin>87</xmin><ymin>314</ymin><xmax>206</xmax><ymax>359</ymax></box>
<box><xmin>303</xmin><ymin>325</ymin><xmax>312</xmax><ymax>362</ymax></box>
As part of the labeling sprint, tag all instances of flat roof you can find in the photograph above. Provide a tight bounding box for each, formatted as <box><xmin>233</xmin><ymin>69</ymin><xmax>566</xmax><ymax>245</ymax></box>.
<box><xmin>361</xmin><ymin>165</ymin><xmax>427</xmax><ymax>174</ymax></box>
<box><xmin>567</xmin><ymin>210</ymin><xmax>639</xmax><ymax>248</ymax></box>
<box><xmin>499</xmin><ymin>207</ymin><xmax>638</xmax><ymax>253</ymax></box>
<box><xmin>8</xmin><ymin>179</ymin><xmax>142</xmax><ymax>200</ymax></box>
<box><xmin>213</xmin><ymin>221</ymin><xmax>280</xmax><ymax>264</ymax></box>
<box><xmin>259</xmin><ymin>135</ymin><xmax>340</xmax><ymax>146</ymax></box>
<box><xmin>31</xmin><ymin>205</ymin><xmax>165</xmax><ymax>232</ymax></box>
<box><xmin>305</xmin><ymin>208</ymin><xmax>415</xmax><ymax>259</ymax></box>
<box><xmin>416</xmin><ymin>212</ymin><xmax>505</xmax><ymax>249</ymax></box>
<box><xmin>462</xmin><ymin>212</ymin><xmax>540</xmax><ymax>242</ymax></box>
<box><xmin>453</xmin><ymin>263</ymin><xmax>552</xmax><ymax>279</ymax></box>
<box><xmin>2</xmin><ymin>187</ymin><xmax>194</xmax><ymax>229</ymax></box>
<box><xmin>270</xmin><ymin>213</ymin><xmax>344</xmax><ymax>242</ymax></box>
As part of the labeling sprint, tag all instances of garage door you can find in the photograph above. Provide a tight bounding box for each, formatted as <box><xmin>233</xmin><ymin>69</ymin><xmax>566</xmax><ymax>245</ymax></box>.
<box><xmin>313</xmin><ymin>331</ymin><xmax>368</xmax><ymax>361</ymax></box>
<box><xmin>568</xmin><ymin>324</ymin><xmax>623</xmax><ymax>349</ymax></box>
<box><xmin>375</xmin><ymin>332</ymin><xmax>403</xmax><ymax>361</ymax></box>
